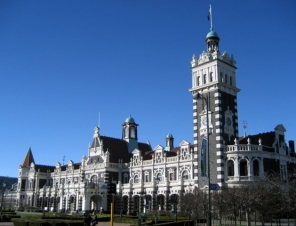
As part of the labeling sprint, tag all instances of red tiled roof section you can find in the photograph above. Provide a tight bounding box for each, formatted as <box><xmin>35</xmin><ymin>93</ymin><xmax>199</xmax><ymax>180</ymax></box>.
<box><xmin>21</xmin><ymin>148</ymin><xmax>35</xmax><ymax>167</ymax></box>
<box><xmin>238</xmin><ymin>132</ymin><xmax>276</xmax><ymax>147</ymax></box>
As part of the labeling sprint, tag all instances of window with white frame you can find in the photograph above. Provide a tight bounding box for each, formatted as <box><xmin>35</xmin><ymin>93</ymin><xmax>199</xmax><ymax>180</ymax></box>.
<box><xmin>182</xmin><ymin>170</ymin><xmax>189</xmax><ymax>179</ymax></box>
<box><xmin>203</xmin><ymin>74</ymin><xmax>207</xmax><ymax>84</ymax></box>
<box><xmin>134</xmin><ymin>175</ymin><xmax>139</xmax><ymax>183</ymax></box>
<box><xmin>156</xmin><ymin>173</ymin><xmax>162</xmax><ymax>181</ymax></box>
<box><xmin>169</xmin><ymin>172</ymin><xmax>174</xmax><ymax>181</ymax></box>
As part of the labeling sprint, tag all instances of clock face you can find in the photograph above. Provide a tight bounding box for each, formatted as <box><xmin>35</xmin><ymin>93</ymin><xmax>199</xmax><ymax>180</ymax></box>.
<box><xmin>226</xmin><ymin>117</ymin><xmax>232</xmax><ymax>126</ymax></box>
<box><xmin>202</xmin><ymin>117</ymin><xmax>207</xmax><ymax>126</ymax></box>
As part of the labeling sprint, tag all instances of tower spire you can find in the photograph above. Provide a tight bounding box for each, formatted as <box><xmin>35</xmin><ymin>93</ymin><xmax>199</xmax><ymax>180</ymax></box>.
<box><xmin>21</xmin><ymin>147</ymin><xmax>35</xmax><ymax>167</ymax></box>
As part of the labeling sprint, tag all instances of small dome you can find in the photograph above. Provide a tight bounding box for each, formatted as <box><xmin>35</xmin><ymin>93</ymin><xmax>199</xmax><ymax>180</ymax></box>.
<box><xmin>206</xmin><ymin>29</ymin><xmax>219</xmax><ymax>39</ymax></box>
<box><xmin>125</xmin><ymin>115</ymin><xmax>135</xmax><ymax>123</ymax></box>
<box><xmin>166</xmin><ymin>133</ymin><xmax>173</xmax><ymax>138</ymax></box>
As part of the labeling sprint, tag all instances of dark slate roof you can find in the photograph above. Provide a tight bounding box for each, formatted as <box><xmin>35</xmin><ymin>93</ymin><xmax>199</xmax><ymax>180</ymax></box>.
<box><xmin>99</xmin><ymin>136</ymin><xmax>152</xmax><ymax>163</ymax></box>
<box><xmin>60</xmin><ymin>162</ymin><xmax>81</xmax><ymax>171</ymax></box>
<box><xmin>239</xmin><ymin>132</ymin><xmax>276</xmax><ymax>147</ymax></box>
<box><xmin>35</xmin><ymin>164</ymin><xmax>55</xmax><ymax>173</ymax></box>
<box><xmin>21</xmin><ymin>148</ymin><xmax>35</xmax><ymax>167</ymax></box>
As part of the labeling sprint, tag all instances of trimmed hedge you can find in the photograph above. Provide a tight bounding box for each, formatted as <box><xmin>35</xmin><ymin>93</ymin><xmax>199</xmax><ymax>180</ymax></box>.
<box><xmin>1</xmin><ymin>214</ymin><xmax>21</xmax><ymax>222</ymax></box>
<box><xmin>13</xmin><ymin>219</ymin><xmax>83</xmax><ymax>226</ymax></box>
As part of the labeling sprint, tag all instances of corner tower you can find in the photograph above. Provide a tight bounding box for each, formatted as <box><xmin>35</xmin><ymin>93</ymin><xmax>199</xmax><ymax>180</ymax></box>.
<box><xmin>189</xmin><ymin>29</ymin><xmax>240</xmax><ymax>188</ymax></box>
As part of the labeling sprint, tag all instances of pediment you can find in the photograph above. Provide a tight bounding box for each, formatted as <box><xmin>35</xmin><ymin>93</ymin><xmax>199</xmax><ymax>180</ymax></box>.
<box><xmin>132</xmin><ymin>149</ymin><xmax>141</xmax><ymax>154</ymax></box>
<box><xmin>179</xmin><ymin>140</ymin><xmax>190</xmax><ymax>146</ymax></box>
<box><xmin>154</xmin><ymin>145</ymin><xmax>164</xmax><ymax>152</ymax></box>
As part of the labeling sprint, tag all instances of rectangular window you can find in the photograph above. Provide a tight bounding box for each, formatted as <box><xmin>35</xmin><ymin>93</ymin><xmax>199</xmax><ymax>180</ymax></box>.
<box><xmin>124</xmin><ymin>175</ymin><xmax>128</xmax><ymax>183</ymax></box>
<box><xmin>145</xmin><ymin>175</ymin><xmax>149</xmax><ymax>182</ymax></box>
<box><xmin>21</xmin><ymin>179</ymin><xmax>26</xmax><ymax>191</ymax></box>
<box><xmin>169</xmin><ymin>173</ymin><xmax>174</xmax><ymax>181</ymax></box>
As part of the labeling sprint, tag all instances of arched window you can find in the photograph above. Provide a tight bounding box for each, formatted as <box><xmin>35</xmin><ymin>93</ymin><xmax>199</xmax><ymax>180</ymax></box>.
<box><xmin>156</xmin><ymin>173</ymin><xmax>162</xmax><ymax>181</ymax></box>
<box><xmin>253</xmin><ymin>160</ymin><xmax>259</xmax><ymax>176</ymax></box>
<box><xmin>197</xmin><ymin>76</ymin><xmax>200</xmax><ymax>86</ymax></box>
<box><xmin>134</xmin><ymin>175</ymin><xmax>139</xmax><ymax>183</ymax></box>
<box><xmin>91</xmin><ymin>175</ymin><xmax>98</xmax><ymax>184</ymax></box>
<box><xmin>210</xmin><ymin>72</ymin><xmax>213</xmax><ymax>82</ymax></box>
<box><xmin>182</xmin><ymin>170</ymin><xmax>189</xmax><ymax>179</ymax></box>
<box><xmin>227</xmin><ymin>160</ymin><xmax>234</xmax><ymax>176</ymax></box>
<box><xmin>203</xmin><ymin>74</ymin><xmax>207</xmax><ymax>84</ymax></box>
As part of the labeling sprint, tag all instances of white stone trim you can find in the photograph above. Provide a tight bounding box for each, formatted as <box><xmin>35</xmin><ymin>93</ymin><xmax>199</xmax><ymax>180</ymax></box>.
<box><xmin>215</xmin><ymin>121</ymin><xmax>222</xmax><ymax>126</ymax></box>
<box><xmin>215</xmin><ymin>114</ymin><xmax>222</xmax><ymax>119</ymax></box>
<box><xmin>217</xmin><ymin>159</ymin><xmax>223</xmax><ymax>163</ymax></box>
<box><xmin>216</xmin><ymin>151</ymin><xmax>223</xmax><ymax>156</ymax></box>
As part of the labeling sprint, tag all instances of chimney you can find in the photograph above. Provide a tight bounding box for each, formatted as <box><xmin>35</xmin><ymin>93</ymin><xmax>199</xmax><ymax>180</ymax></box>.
<box><xmin>289</xmin><ymin>140</ymin><xmax>295</xmax><ymax>153</ymax></box>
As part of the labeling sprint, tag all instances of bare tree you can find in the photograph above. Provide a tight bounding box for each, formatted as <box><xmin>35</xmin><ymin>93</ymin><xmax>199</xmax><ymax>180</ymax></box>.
<box><xmin>182</xmin><ymin>188</ymin><xmax>207</xmax><ymax>226</ymax></box>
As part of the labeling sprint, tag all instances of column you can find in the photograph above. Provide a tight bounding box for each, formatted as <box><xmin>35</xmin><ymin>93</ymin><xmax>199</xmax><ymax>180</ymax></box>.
<box><xmin>127</xmin><ymin>192</ymin><xmax>132</xmax><ymax>215</ymax></box>
<box><xmin>234</xmin><ymin>158</ymin><xmax>239</xmax><ymax>180</ymax></box>
<box><xmin>177</xmin><ymin>190</ymin><xmax>183</xmax><ymax>212</ymax></box>
<box><xmin>164</xmin><ymin>191</ymin><xmax>169</xmax><ymax>211</ymax></box>
<box><xmin>259</xmin><ymin>158</ymin><xmax>264</xmax><ymax>177</ymax></box>
<box><xmin>249</xmin><ymin>159</ymin><xmax>254</xmax><ymax>181</ymax></box>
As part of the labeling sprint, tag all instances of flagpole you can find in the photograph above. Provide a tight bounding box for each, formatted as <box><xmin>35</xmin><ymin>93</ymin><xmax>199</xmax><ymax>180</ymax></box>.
<box><xmin>210</xmin><ymin>4</ymin><xmax>212</xmax><ymax>30</ymax></box>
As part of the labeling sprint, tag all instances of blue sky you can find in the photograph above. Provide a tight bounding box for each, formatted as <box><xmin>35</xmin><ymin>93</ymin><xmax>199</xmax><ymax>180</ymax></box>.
<box><xmin>1</xmin><ymin>1</ymin><xmax>296</xmax><ymax>177</ymax></box>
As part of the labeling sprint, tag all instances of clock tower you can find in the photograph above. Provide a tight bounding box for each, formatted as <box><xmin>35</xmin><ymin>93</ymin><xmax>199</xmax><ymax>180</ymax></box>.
<box><xmin>189</xmin><ymin>28</ymin><xmax>240</xmax><ymax>188</ymax></box>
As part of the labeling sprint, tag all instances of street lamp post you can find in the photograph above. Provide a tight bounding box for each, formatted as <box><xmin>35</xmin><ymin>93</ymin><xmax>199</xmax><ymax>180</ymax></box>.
<box><xmin>170</xmin><ymin>195</ymin><xmax>178</xmax><ymax>222</ymax></box>
<box><xmin>194</xmin><ymin>93</ymin><xmax>211</xmax><ymax>226</ymax></box>
<box><xmin>9</xmin><ymin>190</ymin><xmax>13</xmax><ymax>210</ymax></box>
<box><xmin>1</xmin><ymin>181</ymin><xmax>7</xmax><ymax>217</ymax></box>
<box><xmin>154</xmin><ymin>178</ymin><xmax>160</xmax><ymax>225</ymax></box>
<box><xmin>137</xmin><ymin>188</ymin><xmax>147</xmax><ymax>226</ymax></box>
